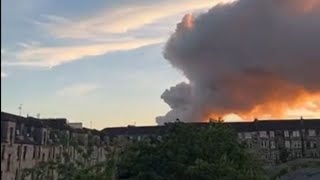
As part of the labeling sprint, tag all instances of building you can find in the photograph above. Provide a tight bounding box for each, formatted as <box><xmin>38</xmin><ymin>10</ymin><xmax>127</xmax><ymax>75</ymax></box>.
<box><xmin>1</xmin><ymin>112</ymin><xmax>106</xmax><ymax>180</ymax></box>
<box><xmin>102</xmin><ymin>118</ymin><xmax>320</xmax><ymax>164</ymax></box>
<box><xmin>1</xmin><ymin>111</ymin><xmax>320</xmax><ymax>179</ymax></box>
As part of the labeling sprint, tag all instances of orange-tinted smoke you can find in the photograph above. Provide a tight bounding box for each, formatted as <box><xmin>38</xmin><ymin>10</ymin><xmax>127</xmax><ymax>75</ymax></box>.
<box><xmin>283</xmin><ymin>0</ymin><xmax>320</xmax><ymax>13</ymax></box>
<box><xmin>204</xmin><ymin>74</ymin><xmax>320</xmax><ymax>121</ymax></box>
<box><xmin>183</xmin><ymin>13</ymin><xmax>194</xmax><ymax>29</ymax></box>
<box><xmin>157</xmin><ymin>0</ymin><xmax>320</xmax><ymax>125</ymax></box>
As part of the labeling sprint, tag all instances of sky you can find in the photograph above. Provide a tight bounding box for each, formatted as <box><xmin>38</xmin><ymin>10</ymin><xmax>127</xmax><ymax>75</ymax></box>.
<box><xmin>1</xmin><ymin>0</ymin><xmax>231</xmax><ymax>128</ymax></box>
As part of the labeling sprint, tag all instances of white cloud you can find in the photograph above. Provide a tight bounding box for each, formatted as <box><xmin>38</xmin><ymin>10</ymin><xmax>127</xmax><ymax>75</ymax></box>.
<box><xmin>6</xmin><ymin>0</ymin><xmax>233</xmax><ymax>69</ymax></box>
<box><xmin>40</xmin><ymin>0</ymin><xmax>233</xmax><ymax>39</ymax></box>
<box><xmin>57</xmin><ymin>83</ymin><xmax>99</xmax><ymax>97</ymax></box>
<box><xmin>9</xmin><ymin>37</ymin><xmax>164</xmax><ymax>68</ymax></box>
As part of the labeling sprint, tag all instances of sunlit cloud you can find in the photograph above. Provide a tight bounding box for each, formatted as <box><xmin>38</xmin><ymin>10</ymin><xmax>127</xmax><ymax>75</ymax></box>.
<box><xmin>4</xmin><ymin>0</ymin><xmax>234</xmax><ymax>69</ymax></box>
<box><xmin>38</xmin><ymin>0</ymin><xmax>233</xmax><ymax>39</ymax></box>
<box><xmin>5</xmin><ymin>38</ymin><xmax>163</xmax><ymax>68</ymax></box>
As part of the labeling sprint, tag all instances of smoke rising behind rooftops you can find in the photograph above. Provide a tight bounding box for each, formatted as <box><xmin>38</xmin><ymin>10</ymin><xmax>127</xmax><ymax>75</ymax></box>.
<box><xmin>156</xmin><ymin>0</ymin><xmax>320</xmax><ymax>124</ymax></box>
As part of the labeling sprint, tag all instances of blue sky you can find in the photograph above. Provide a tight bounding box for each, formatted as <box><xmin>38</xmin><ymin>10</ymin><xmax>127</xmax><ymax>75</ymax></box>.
<box><xmin>1</xmin><ymin>0</ymin><xmax>229</xmax><ymax>128</ymax></box>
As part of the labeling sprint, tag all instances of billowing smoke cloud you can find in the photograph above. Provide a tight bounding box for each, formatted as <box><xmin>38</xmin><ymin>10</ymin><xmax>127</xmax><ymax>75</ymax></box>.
<box><xmin>156</xmin><ymin>0</ymin><xmax>320</xmax><ymax>124</ymax></box>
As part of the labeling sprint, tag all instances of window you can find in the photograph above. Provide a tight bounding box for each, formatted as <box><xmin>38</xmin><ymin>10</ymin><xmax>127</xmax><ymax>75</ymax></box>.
<box><xmin>260</xmin><ymin>141</ymin><xmax>268</xmax><ymax>148</ymax></box>
<box><xmin>16</xmin><ymin>129</ymin><xmax>20</xmax><ymax>136</ymax></box>
<box><xmin>307</xmin><ymin>141</ymin><xmax>316</xmax><ymax>149</ymax></box>
<box><xmin>285</xmin><ymin>140</ymin><xmax>291</xmax><ymax>148</ymax></box>
<box><xmin>259</xmin><ymin>131</ymin><xmax>268</xmax><ymax>138</ymax></box>
<box><xmin>269</xmin><ymin>131</ymin><xmax>275</xmax><ymax>138</ymax></box>
<box><xmin>9</xmin><ymin>127</ymin><xmax>14</xmax><ymax>144</ymax></box>
<box><xmin>32</xmin><ymin>146</ymin><xmax>36</xmax><ymax>159</ymax></box>
<box><xmin>15</xmin><ymin>169</ymin><xmax>19</xmax><ymax>180</ymax></box>
<box><xmin>296</xmin><ymin>141</ymin><xmax>302</xmax><ymax>148</ymax></box>
<box><xmin>52</xmin><ymin>147</ymin><xmax>55</xmax><ymax>159</ymax></box>
<box><xmin>7</xmin><ymin>154</ymin><xmax>11</xmax><ymax>171</ymax></box>
<box><xmin>48</xmin><ymin>149</ymin><xmax>51</xmax><ymax>160</ymax></box>
<box><xmin>1</xmin><ymin>145</ymin><xmax>5</xmax><ymax>160</ymax></box>
<box><xmin>292</xmin><ymin>131</ymin><xmax>300</xmax><ymax>137</ymax></box>
<box><xmin>284</xmin><ymin>130</ymin><xmax>289</xmax><ymax>137</ymax></box>
<box><xmin>43</xmin><ymin>131</ymin><xmax>47</xmax><ymax>144</ymax></box>
<box><xmin>308</xmin><ymin>130</ymin><xmax>316</xmax><ymax>137</ymax></box>
<box><xmin>271</xmin><ymin>141</ymin><xmax>276</xmax><ymax>149</ymax></box>
<box><xmin>23</xmin><ymin>146</ymin><xmax>27</xmax><ymax>161</ymax></box>
<box><xmin>42</xmin><ymin>153</ymin><xmax>45</xmax><ymax>161</ymax></box>
<box><xmin>291</xmin><ymin>141</ymin><xmax>302</xmax><ymax>148</ymax></box>
<box><xmin>244</xmin><ymin>132</ymin><xmax>252</xmax><ymax>139</ymax></box>
<box><xmin>38</xmin><ymin>147</ymin><xmax>41</xmax><ymax>159</ymax></box>
<box><xmin>17</xmin><ymin>146</ymin><xmax>21</xmax><ymax>160</ymax></box>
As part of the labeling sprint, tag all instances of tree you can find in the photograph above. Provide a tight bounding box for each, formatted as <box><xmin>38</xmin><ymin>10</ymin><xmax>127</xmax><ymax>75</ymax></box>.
<box><xmin>279</xmin><ymin>148</ymin><xmax>290</xmax><ymax>163</ymax></box>
<box><xmin>117</xmin><ymin>122</ymin><xmax>267</xmax><ymax>180</ymax></box>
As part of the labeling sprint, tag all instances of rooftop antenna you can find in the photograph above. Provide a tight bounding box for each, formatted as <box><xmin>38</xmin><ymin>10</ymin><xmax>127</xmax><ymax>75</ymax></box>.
<box><xmin>18</xmin><ymin>104</ymin><xmax>23</xmax><ymax>116</ymax></box>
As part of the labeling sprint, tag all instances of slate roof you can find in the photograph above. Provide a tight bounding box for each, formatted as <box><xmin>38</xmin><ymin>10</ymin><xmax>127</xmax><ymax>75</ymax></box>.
<box><xmin>102</xmin><ymin>119</ymin><xmax>320</xmax><ymax>137</ymax></box>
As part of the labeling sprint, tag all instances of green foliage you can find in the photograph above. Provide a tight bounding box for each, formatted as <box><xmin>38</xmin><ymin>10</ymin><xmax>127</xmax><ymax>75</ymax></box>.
<box><xmin>117</xmin><ymin>122</ymin><xmax>266</xmax><ymax>180</ymax></box>
<box><xmin>270</xmin><ymin>159</ymin><xmax>320</xmax><ymax>179</ymax></box>
<box><xmin>23</xmin><ymin>122</ymin><xmax>266</xmax><ymax>180</ymax></box>
<box><xmin>279</xmin><ymin>148</ymin><xmax>289</xmax><ymax>163</ymax></box>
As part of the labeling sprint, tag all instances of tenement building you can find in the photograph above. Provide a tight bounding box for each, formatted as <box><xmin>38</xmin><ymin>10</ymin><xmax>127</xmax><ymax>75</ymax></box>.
<box><xmin>1</xmin><ymin>112</ymin><xmax>106</xmax><ymax>180</ymax></box>
<box><xmin>1</xmin><ymin>111</ymin><xmax>320</xmax><ymax>179</ymax></box>
<box><xmin>102</xmin><ymin>118</ymin><xmax>320</xmax><ymax>164</ymax></box>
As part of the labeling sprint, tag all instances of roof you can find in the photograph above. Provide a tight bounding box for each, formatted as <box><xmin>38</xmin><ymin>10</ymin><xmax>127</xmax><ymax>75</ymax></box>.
<box><xmin>102</xmin><ymin>119</ymin><xmax>320</xmax><ymax>137</ymax></box>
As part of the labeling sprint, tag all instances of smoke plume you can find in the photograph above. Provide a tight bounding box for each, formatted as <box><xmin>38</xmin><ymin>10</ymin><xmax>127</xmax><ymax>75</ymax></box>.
<box><xmin>156</xmin><ymin>0</ymin><xmax>320</xmax><ymax>124</ymax></box>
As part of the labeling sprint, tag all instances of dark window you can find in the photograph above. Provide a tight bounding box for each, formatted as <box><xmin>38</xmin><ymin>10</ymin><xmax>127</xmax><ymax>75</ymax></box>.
<box><xmin>1</xmin><ymin>145</ymin><xmax>5</xmax><ymax>160</ymax></box>
<box><xmin>48</xmin><ymin>149</ymin><xmax>51</xmax><ymax>160</ymax></box>
<box><xmin>52</xmin><ymin>147</ymin><xmax>55</xmax><ymax>159</ymax></box>
<box><xmin>23</xmin><ymin>146</ymin><xmax>27</xmax><ymax>160</ymax></box>
<box><xmin>15</xmin><ymin>169</ymin><xmax>19</xmax><ymax>180</ymax></box>
<box><xmin>42</xmin><ymin>153</ymin><xmax>45</xmax><ymax>161</ymax></box>
<box><xmin>32</xmin><ymin>146</ymin><xmax>36</xmax><ymax>159</ymax></box>
<box><xmin>38</xmin><ymin>147</ymin><xmax>41</xmax><ymax>159</ymax></box>
<box><xmin>7</xmin><ymin>154</ymin><xmax>11</xmax><ymax>171</ymax></box>
<box><xmin>9</xmin><ymin>127</ymin><xmax>14</xmax><ymax>144</ymax></box>
<box><xmin>17</xmin><ymin>146</ymin><xmax>21</xmax><ymax>160</ymax></box>
<box><xmin>43</xmin><ymin>131</ymin><xmax>47</xmax><ymax>144</ymax></box>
